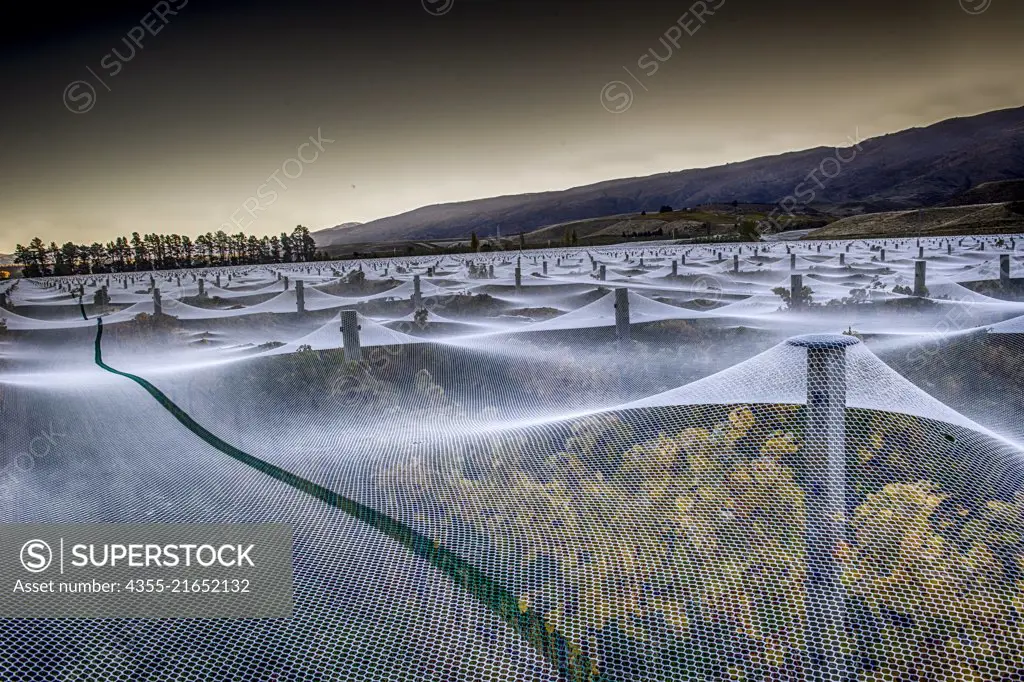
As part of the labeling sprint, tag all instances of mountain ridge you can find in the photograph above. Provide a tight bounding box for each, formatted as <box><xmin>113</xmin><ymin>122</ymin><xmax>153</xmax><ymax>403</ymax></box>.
<box><xmin>315</xmin><ymin>106</ymin><xmax>1024</xmax><ymax>246</ymax></box>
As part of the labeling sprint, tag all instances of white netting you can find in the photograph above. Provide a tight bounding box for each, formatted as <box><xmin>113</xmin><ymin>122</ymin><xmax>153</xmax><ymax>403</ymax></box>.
<box><xmin>2</xmin><ymin>235</ymin><xmax>1024</xmax><ymax>680</ymax></box>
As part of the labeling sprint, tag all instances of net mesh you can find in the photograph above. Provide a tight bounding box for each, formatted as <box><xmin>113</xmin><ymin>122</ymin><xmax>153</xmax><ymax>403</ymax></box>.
<box><xmin>2</xmin><ymin>237</ymin><xmax>1024</xmax><ymax>681</ymax></box>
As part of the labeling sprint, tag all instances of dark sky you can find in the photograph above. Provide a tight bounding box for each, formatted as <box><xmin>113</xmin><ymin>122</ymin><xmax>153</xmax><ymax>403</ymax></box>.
<box><xmin>2</xmin><ymin>0</ymin><xmax>1022</xmax><ymax>250</ymax></box>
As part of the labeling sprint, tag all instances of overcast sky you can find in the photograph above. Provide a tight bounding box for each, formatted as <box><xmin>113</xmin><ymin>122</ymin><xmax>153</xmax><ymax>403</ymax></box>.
<box><xmin>2</xmin><ymin>0</ymin><xmax>1023</xmax><ymax>251</ymax></box>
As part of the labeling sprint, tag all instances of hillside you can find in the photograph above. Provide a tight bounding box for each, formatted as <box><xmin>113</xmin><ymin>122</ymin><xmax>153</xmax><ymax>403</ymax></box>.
<box><xmin>803</xmin><ymin>202</ymin><xmax>1024</xmax><ymax>240</ymax></box>
<box><xmin>942</xmin><ymin>180</ymin><xmax>1024</xmax><ymax>206</ymax></box>
<box><xmin>309</xmin><ymin>221</ymin><xmax>363</xmax><ymax>246</ymax></box>
<box><xmin>521</xmin><ymin>205</ymin><xmax>831</xmax><ymax>243</ymax></box>
<box><xmin>315</xmin><ymin>106</ymin><xmax>1024</xmax><ymax>247</ymax></box>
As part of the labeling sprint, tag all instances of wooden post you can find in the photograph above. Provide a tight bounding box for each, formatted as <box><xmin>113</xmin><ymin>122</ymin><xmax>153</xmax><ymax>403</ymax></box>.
<box><xmin>340</xmin><ymin>309</ymin><xmax>361</xmax><ymax>363</ymax></box>
<box><xmin>614</xmin><ymin>288</ymin><xmax>630</xmax><ymax>344</ymax></box>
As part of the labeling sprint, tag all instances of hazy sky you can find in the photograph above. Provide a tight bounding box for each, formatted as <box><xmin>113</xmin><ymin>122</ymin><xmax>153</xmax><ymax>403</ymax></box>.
<box><xmin>2</xmin><ymin>0</ymin><xmax>1023</xmax><ymax>251</ymax></box>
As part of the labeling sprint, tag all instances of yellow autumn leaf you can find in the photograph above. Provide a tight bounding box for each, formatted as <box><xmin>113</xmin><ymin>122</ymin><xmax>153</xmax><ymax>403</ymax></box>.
<box><xmin>728</xmin><ymin>406</ymin><xmax>755</xmax><ymax>433</ymax></box>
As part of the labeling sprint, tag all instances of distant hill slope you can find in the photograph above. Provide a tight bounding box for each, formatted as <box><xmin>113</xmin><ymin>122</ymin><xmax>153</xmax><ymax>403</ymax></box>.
<box><xmin>521</xmin><ymin>205</ymin><xmax>830</xmax><ymax>243</ymax></box>
<box><xmin>942</xmin><ymin>180</ymin><xmax>1024</xmax><ymax>206</ymax></box>
<box><xmin>309</xmin><ymin>221</ymin><xmax>363</xmax><ymax>246</ymax></box>
<box><xmin>315</xmin><ymin>106</ymin><xmax>1024</xmax><ymax>246</ymax></box>
<box><xmin>804</xmin><ymin>202</ymin><xmax>1024</xmax><ymax>240</ymax></box>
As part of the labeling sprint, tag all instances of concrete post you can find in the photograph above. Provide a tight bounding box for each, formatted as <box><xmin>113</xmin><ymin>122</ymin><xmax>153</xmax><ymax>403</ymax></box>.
<box><xmin>914</xmin><ymin>260</ymin><xmax>927</xmax><ymax>297</ymax></box>
<box><xmin>671</xmin><ymin>261</ymin><xmax>678</xmax><ymax>277</ymax></box>
<box><xmin>733</xmin><ymin>255</ymin><xmax>739</xmax><ymax>273</ymax></box>
<box><xmin>681</xmin><ymin>254</ymin><xmax>686</xmax><ymax>265</ymax></box>
<box><xmin>599</xmin><ymin>265</ymin><xmax>606</xmax><ymax>281</ymax></box>
<box><xmin>543</xmin><ymin>261</ymin><xmax>547</xmax><ymax>275</ymax></box>
<box><xmin>790</xmin><ymin>274</ymin><xmax>803</xmax><ymax>309</ymax></box>
<box><xmin>123</xmin><ymin>279</ymin><xmax>128</xmax><ymax>289</ymax></box>
<box><xmin>880</xmin><ymin>249</ymin><xmax>886</xmax><ymax>262</ymax></box>
<box><xmin>198</xmin><ymin>279</ymin><xmax>206</xmax><ymax>298</ymax></box>
<box><xmin>947</xmin><ymin>243</ymin><xmax>952</xmax><ymax>255</ymax></box>
<box><xmin>340</xmin><ymin>309</ymin><xmax>362</xmax><ymax>363</ymax></box>
<box><xmin>296</xmin><ymin>280</ymin><xmax>305</xmax><ymax>313</ymax></box>
<box><xmin>918</xmin><ymin>246</ymin><xmax>924</xmax><ymax>259</ymax></box>
<box><xmin>790</xmin><ymin>253</ymin><xmax>797</xmax><ymax>271</ymax></box>
<box><xmin>1001</xmin><ymin>254</ymin><xmax>1011</xmax><ymax>288</ymax></box>
<box><xmin>614</xmin><ymin>287</ymin><xmax>630</xmax><ymax>344</ymax></box>
<box><xmin>786</xmin><ymin>333</ymin><xmax>857</xmax><ymax>682</ymax></box>
<box><xmin>283</xmin><ymin>276</ymin><xmax>289</xmax><ymax>291</ymax></box>
<box><xmin>413</xmin><ymin>274</ymin><xmax>422</xmax><ymax>308</ymax></box>
<box><xmin>839</xmin><ymin>253</ymin><xmax>845</xmax><ymax>266</ymax></box>
<box><xmin>515</xmin><ymin>266</ymin><xmax>522</xmax><ymax>291</ymax></box>
<box><xmin>488</xmin><ymin>265</ymin><xmax>494</xmax><ymax>279</ymax></box>
<box><xmin>216</xmin><ymin>274</ymin><xmax>221</xmax><ymax>288</ymax></box>
<box><xmin>153</xmin><ymin>288</ymin><xmax>162</xmax><ymax>316</ymax></box>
